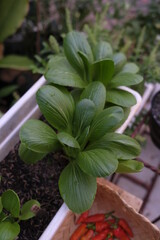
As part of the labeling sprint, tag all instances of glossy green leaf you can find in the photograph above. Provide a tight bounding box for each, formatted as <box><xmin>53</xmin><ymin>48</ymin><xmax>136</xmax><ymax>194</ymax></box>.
<box><xmin>94</xmin><ymin>41</ymin><xmax>113</xmax><ymax>60</ymax></box>
<box><xmin>19</xmin><ymin>200</ymin><xmax>40</xmax><ymax>220</ymax></box>
<box><xmin>109</xmin><ymin>73</ymin><xmax>143</xmax><ymax>88</ymax></box>
<box><xmin>0</xmin><ymin>222</ymin><xmax>20</xmax><ymax>240</ymax></box>
<box><xmin>77</xmin><ymin>149</ymin><xmax>118</xmax><ymax>177</ymax></box>
<box><xmin>92</xmin><ymin>59</ymin><xmax>114</xmax><ymax>86</ymax></box>
<box><xmin>87</xmin><ymin>133</ymin><xmax>141</xmax><ymax>159</ymax></box>
<box><xmin>57</xmin><ymin>132</ymin><xmax>80</xmax><ymax>149</ymax></box>
<box><xmin>0</xmin><ymin>55</ymin><xmax>34</xmax><ymax>70</ymax></box>
<box><xmin>55</xmin><ymin>86</ymin><xmax>75</xmax><ymax>110</ymax></box>
<box><xmin>1</xmin><ymin>190</ymin><xmax>20</xmax><ymax>218</ymax></box>
<box><xmin>106</xmin><ymin>89</ymin><xmax>137</xmax><ymax>107</ymax></box>
<box><xmin>20</xmin><ymin>120</ymin><xmax>58</xmax><ymax>153</ymax></box>
<box><xmin>36</xmin><ymin>85</ymin><xmax>74</xmax><ymax>132</ymax></box>
<box><xmin>0</xmin><ymin>0</ymin><xmax>28</xmax><ymax>42</ymax></box>
<box><xmin>114</xmin><ymin>107</ymin><xmax>130</xmax><ymax>130</ymax></box>
<box><xmin>0</xmin><ymin>198</ymin><xmax>2</xmax><ymax>213</ymax></box>
<box><xmin>73</xmin><ymin>99</ymin><xmax>95</xmax><ymax>137</ymax></box>
<box><xmin>45</xmin><ymin>56</ymin><xmax>86</xmax><ymax>88</ymax></box>
<box><xmin>77</xmin><ymin>126</ymin><xmax>90</xmax><ymax>150</ymax></box>
<box><xmin>59</xmin><ymin>162</ymin><xmax>97</xmax><ymax>213</ymax></box>
<box><xmin>121</xmin><ymin>63</ymin><xmax>139</xmax><ymax>74</ymax></box>
<box><xmin>19</xmin><ymin>143</ymin><xmax>46</xmax><ymax>164</ymax></box>
<box><xmin>116</xmin><ymin>160</ymin><xmax>144</xmax><ymax>173</ymax></box>
<box><xmin>78</xmin><ymin>51</ymin><xmax>92</xmax><ymax>82</ymax></box>
<box><xmin>113</xmin><ymin>53</ymin><xmax>127</xmax><ymax>73</ymax></box>
<box><xmin>0</xmin><ymin>85</ymin><xmax>18</xmax><ymax>98</ymax></box>
<box><xmin>89</xmin><ymin>106</ymin><xmax>124</xmax><ymax>141</ymax></box>
<box><xmin>64</xmin><ymin>31</ymin><xmax>93</xmax><ymax>76</ymax></box>
<box><xmin>80</xmin><ymin>82</ymin><xmax>106</xmax><ymax>112</ymax></box>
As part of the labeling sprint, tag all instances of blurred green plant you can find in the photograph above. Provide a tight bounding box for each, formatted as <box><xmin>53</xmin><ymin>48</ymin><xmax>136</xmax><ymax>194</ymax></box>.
<box><xmin>0</xmin><ymin>0</ymin><xmax>29</xmax><ymax>43</ymax></box>
<box><xmin>0</xmin><ymin>55</ymin><xmax>34</xmax><ymax>70</ymax></box>
<box><xmin>32</xmin><ymin>35</ymin><xmax>62</xmax><ymax>74</ymax></box>
<box><xmin>0</xmin><ymin>0</ymin><xmax>34</xmax><ymax>70</ymax></box>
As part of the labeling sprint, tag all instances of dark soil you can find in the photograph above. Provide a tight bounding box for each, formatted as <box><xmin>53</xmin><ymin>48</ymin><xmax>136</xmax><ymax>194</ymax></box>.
<box><xmin>150</xmin><ymin>91</ymin><xmax>160</xmax><ymax>148</ymax></box>
<box><xmin>0</xmin><ymin>143</ymin><xmax>68</xmax><ymax>240</ymax></box>
<box><xmin>152</xmin><ymin>91</ymin><xmax>160</xmax><ymax>126</ymax></box>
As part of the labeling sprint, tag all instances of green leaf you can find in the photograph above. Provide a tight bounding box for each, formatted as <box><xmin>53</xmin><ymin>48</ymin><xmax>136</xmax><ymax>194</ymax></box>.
<box><xmin>0</xmin><ymin>212</ymin><xmax>6</xmax><ymax>222</ymax></box>
<box><xmin>115</xmin><ymin>107</ymin><xmax>130</xmax><ymax>129</ymax></box>
<box><xmin>19</xmin><ymin>200</ymin><xmax>40</xmax><ymax>220</ymax></box>
<box><xmin>77</xmin><ymin>126</ymin><xmax>90</xmax><ymax>149</ymax></box>
<box><xmin>113</xmin><ymin>53</ymin><xmax>127</xmax><ymax>73</ymax></box>
<box><xmin>80</xmin><ymin>82</ymin><xmax>106</xmax><ymax>112</ymax></box>
<box><xmin>64</xmin><ymin>31</ymin><xmax>93</xmax><ymax>76</ymax></box>
<box><xmin>92</xmin><ymin>59</ymin><xmax>114</xmax><ymax>86</ymax></box>
<box><xmin>109</xmin><ymin>73</ymin><xmax>143</xmax><ymax>88</ymax></box>
<box><xmin>1</xmin><ymin>190</ymin><xmax>20</xmax><ymax>218</ymax></box>
<box><xmin>0</xmin><ymin>222</ymin><xmax>20</xmax><ymax>240</ymax></box>
<box><xmin>0</xmin><ymin>0</ymin><xmax>28</xmax><ymax>42</ymax></box>
<box><xmin>45</xmin><ymin>56</ymin><xmax>86</xmax><ymax>88</ymax></box>
<box><xmin>36</xmin><ymin>85</ymin><xmax>74</xmax><ymax>132</ymax></box>
<box><xmin>59</xmin><ymin>162</ymin><xmax>97</xmax><ymax>213</ymax></box>
<box><xmin>57</xmin><ymin>132</ymin><xmax>80</xmax><ymax>149</ymax></box>
<box><xmin>94</xmin><ymin>41</ymin><xmax>113</xmax><ymax>60</ymax></box>
<box><xmin>116</xmin><ymin>160</ymin><xmax>144</xmax><ymax>173</ymax></box>
<box><xmin>121</xmin><ymin>63</ymin><xmax>139</xmax><ymax>74</ymax></box>
<box><xmin>89</xmin><ymin>106</ymin><xmax>124</xmax><ymax>141</ymax></box>
<box><xmin>77</xmin><ymin>149</ymin><xmax>118</xmax><ymax>177</ymax></box>
<box><xmin>87</xmin><ymin>133</ymin><xmax>141</xmax><ymax>159</ymax></box>
<box><xmin>0</xmin><ymin>85</ymin><xmax>18</xmax><ymax>98</ymax></box>
<box><xmin>19</xmin><ymin>143</ymin><xmax>46</xmax><ymax>164</ymax></box>
<box><xmin>71</xmin><ymin>89</ymin><xmax>82</xmax><ymax>103</ymax></box>
<box><xmin>0</xmin><ymin>198</ymin><xmax>2</xmax><ymax>213</ymax></box>
<box><xmin>73</xmin><ymin>99</ymin><xmax>96</xmax><ymax>137</ymax></box>
<box><xmin>55</xmin><ymin>86</ymin><xmax>75</xmax><ymax>111</ymax></box>
<box><xmin>0</xmin><ymin>55</ymin><xmax>34</xmax><ymax>70</ymax></box>
<box><xmin>78</xmin><ymin>51</ymin><xmax>92</xmax><ymax>82</ymax></box>
<box><xmin>106</xmin><ymin>89</ymin><xmax>137</xmax><ymax>107</ymax></box>
<box><xmin>20</xmin><ymin>120</ymin><xmax>58</xmax><ymax>153</ymax></box>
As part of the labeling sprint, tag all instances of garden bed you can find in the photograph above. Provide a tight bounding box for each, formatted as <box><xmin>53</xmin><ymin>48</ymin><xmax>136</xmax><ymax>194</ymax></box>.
<box><xmin>0</xmin><ymin>81</ymin><xmax>142</xmax><ymax>239</ymax></box>
<box><xmin>0</xmin><ymin>143</ymin><xmax>68</xmax><ymax>240</ymax></box>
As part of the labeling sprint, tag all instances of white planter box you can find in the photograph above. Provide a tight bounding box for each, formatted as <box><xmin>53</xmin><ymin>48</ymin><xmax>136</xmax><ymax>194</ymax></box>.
<box><xmin>0</xmin><ymin>76</ymin><xmax>149</xmax><ymax>240</ymax></box>
<box><xmin>0</xmin><ymin>76</ymin><xmax>46</xmax><ymax>161</ymax></box>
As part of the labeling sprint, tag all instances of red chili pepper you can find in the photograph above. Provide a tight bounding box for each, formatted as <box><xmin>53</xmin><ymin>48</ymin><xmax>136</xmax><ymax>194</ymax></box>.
<box><xmin>87</xmin><ymin>221</ymin><xmax>110</xmax><ymax>233</ymax></box>
<box><xmin>113</xmin><ymin>227</ymin><xmax>130</xmax><ymax>240</ymax></box>
<box><xmin>70</xmin><ymin>224</ymin><xmax>88</xmax><ymax>240</ymax></box>
<box><xmin>106</xmin><ymin>219</ymin><xmax>115</xmax><ymax>226</ymax></box>
<box><xmin>81</xmin><ymin>229</ymin><xmax>94</xmax><ymax>240</ymax></box>
<box><xmin>92</xmin><ymin>229</ymin><xmax>111</xmax><ymax>240</ymax></box>
<box><xmin>118</xmin><ymin>219</ymin><xmax>133</xmax><ymax>237</ymax></box>
<box><xmin>76</xmin><ymin>211</ymin><xmax>89</xmax><ymax>225</ymax></box>
<box><xmin>105</xmin><ymin>232</ymin><xmax>113</xmax><ymax>240</ymax></box>
<box><xmin>84</xmin><ymin>211</ymin><xmax>114</xmax><ymax>223</ymax></box>
<box><xmin>95</xmin><ymin>222</ymin><xmax>110</xmax><ymax>232</ymax></box>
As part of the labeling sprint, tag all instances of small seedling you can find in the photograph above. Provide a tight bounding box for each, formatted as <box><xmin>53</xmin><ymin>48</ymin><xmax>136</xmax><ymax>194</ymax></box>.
<box><xmin>0</xmin><ymin>189</ymin><xmax>40</xmax><ymax>240</ymax></box>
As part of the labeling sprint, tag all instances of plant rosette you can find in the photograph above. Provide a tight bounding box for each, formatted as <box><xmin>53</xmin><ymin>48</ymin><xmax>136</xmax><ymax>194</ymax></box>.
<box><xmin>0</xmin><ymin>189</ymin><xmax>40</xmax><ymax>240</ymax></box>
<box><xmin>19</xmin><ymin>83</ymin><xmax>143</xmax><ymax>214</ymax></box>
<box><xmin>45</xmin><ymin>31</ymin><xmax>143</xmax><ymax>109</ymax></box>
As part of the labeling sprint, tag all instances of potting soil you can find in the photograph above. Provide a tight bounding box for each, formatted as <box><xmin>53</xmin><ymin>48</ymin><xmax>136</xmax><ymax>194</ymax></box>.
<box><xmin>0</xmin><ymin>143</ymin><xmax>68</xmax><ymax>239</ymax></box>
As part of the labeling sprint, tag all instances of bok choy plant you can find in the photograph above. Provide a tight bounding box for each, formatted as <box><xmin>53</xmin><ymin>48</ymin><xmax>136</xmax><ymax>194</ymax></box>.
<box><xmin>45</xmin><ymin>31</ymin><xmax>143</xmax><ymax>108</ymax></box>
<box><xmin>0</xmin><ymin>189</ymin><xmax>40</xmax><ymax>240</ymax></box>
<box><xmin>19</xmin><ymin>82</ymin><xmax>143</xmax><ymax>213</ymax></box>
